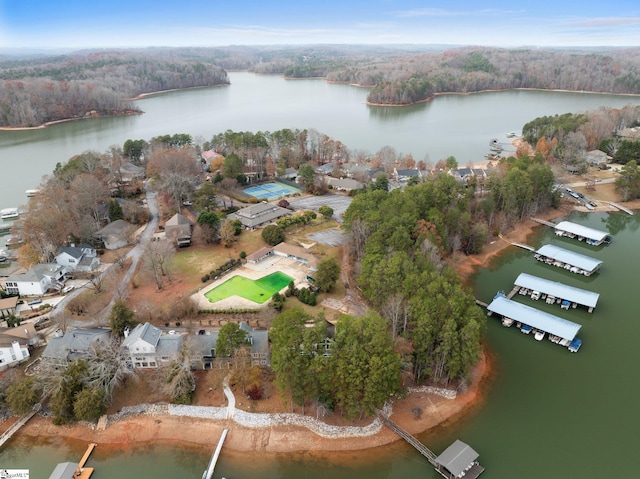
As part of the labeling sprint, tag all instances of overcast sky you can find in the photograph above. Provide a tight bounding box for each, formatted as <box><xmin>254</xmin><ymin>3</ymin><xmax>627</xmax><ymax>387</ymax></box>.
<box><xmin>2</xmin><ymin>0</ymin><xmax>640</xmax><ymax>49</ymax></box>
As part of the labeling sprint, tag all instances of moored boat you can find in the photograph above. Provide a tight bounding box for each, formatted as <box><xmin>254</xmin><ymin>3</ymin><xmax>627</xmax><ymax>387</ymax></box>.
<box><xmin>1</xmin><ymin>208</ymin><xmax>19</xmax><ymax>220</ymax></box>
<box><xmin>25</xmin><ymin>189</ymin><xmax>40</xmax><ymax>197</ymax></box>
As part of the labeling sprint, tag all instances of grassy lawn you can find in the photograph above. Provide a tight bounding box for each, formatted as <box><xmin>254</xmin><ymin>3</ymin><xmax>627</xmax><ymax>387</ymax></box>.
<box><xmin>204</xmin><ymin>271</ymin><xmax>293</xmax><ymax>304</ymax></box>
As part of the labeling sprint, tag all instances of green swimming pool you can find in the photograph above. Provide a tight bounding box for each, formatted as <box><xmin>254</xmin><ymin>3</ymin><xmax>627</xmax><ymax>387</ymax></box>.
<box><xmin>204</xmin><ymin>271</ymin><xmax>294</xmax><ymax>304</ymax></box>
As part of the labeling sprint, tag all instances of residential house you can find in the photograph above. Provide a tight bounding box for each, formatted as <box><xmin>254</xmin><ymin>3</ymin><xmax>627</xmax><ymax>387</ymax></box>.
<box><xmin>5</xmin><ymin>263</ymin><xmax>66</xmax><ymax>296</ymax></box>
<box><xmin>201</xmin><ymin>150</ymin><xmax>224</xmax><ymax>170</ymax></box>
<box><xmin>226</xmin><ymin>203</ymin><xmax>291</xmax><ymax>229</ymax></box>
<box><xmin>55</xmin><ymin>244</ymin><xmax>100</xmax><ymax>273</ymax></box>
<box><xmin>0</xmin><ymin>323</ymin><xmax>39</xmax><ymax>370</ymax></box>
<box><xmin>394</xmin><ymin>168</ymin><xmax>423</xmax><ymax>182</ymax></box>
<box><xmin>315</xmin><ymin>162</ymin><xmax>335</xmax><ymax>175</ymax></box>
<box><xmin>585</xmin><ymin>150</ymin><xmax>610</xmax><ymax>166</ymax></box>
<box><xmin>272</xmin><ymin>242</ymin><xmax>318</xmax><ymax>270</ymax></box>
<box><xmin>41</xmin><ymin>328</ymin><xmax>111</xmax><ymax>368</ymax></box>
<box><xmin>164</xmin><ymin>213</ymin><xmax>194</xmax><ymax>247</ymax></box>
<box><xmin>240</xmin><ymin>322</ymin><xmax>270</xmax><ymax>366</ymax></box>
<box><xmin>118</xmin><ymin>162</ymin><xmax>146</xmax><ymax>183</ymax></box>
<box><xmin>121</xmin><ymin>322</ymin><xmax>183</xmax><ymax>369</ymax></box>
<box><xmin>327</xmin><ymin>177</ymin><xmax>363</xmax><ymax>191</ymax></box>
<box><xmin>94</xmin><ymin>219</ymin><xmax>133</xmax><ymax>250</ymax></box>
<box><xmin>0</xmin><ymin>296</ymin><xmax>18</xmax><ymax>319</ymax></box>
<box><xmin>189</xmin><ymin>323</ymin><xmax>270</xmax><ymax>369</ymax></box>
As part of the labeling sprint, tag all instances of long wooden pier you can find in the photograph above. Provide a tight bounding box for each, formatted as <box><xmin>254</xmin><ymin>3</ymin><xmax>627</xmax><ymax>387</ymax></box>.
<box><xmin>608</xmin><ymin>202</ymin><xmax>634</xmax><ymax>216</ymax></box>
<box><xmin>0</xmin><ymin>404</ymin><xmax>39</xmax><ymax>448</ymax></box>
<box><xmin>378</xmin><ymin>415</ymin><xmax>437</xmax><ymax>463</ymax></box>
<box><xmin>530</xmin><ymin>217</ymin><xmax>556</xmax><ymax>227</ymax></box>
<box><xmin>202</xmin><ymin>428</ymin><xmax>228</xmax><ymax>479</ymax></box>
<box><xmin>75</xmin><ymin>443</ymin><xmax>97</xmax><ymax>479</ymax></box>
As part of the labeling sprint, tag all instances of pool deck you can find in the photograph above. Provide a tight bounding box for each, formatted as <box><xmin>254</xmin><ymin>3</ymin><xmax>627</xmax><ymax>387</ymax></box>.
<box><xmin>192</xmin><ymin>256</ymin><xmax>310</xmax><ymax>310</ymax></box>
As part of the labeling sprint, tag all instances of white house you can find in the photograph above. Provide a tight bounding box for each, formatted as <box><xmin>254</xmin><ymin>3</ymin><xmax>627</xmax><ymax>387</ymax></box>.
<box><xmin>122</xmin><ymin>322</ymin><xmax>183</xmax><ymax>369</ymax></box>
<box><xmin>55</xmin><ymin>244</ymin><xmax>100</xmax><ymax>272</ymax></box>
<box><xmin>5</xmin><ymin>263</ymin><xmax>66</xmax><ymax>296</ymax></box>
<box><xmin>0</xmin><ymin>323</ymin><xmax>39</xmax><ymax>370</ymax></box>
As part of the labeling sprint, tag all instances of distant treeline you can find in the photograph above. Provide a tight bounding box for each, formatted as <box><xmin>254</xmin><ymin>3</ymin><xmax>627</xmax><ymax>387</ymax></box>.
<box><xmin>0</xmin><ymin>50</ymin><xmax>229</xmax><ymax>127</ymax></box>
<box><xmin>5</xmin><ymin>45</ymin><xmax>640</xmax><ymax>126</ymax></box>
<box><xmin>346</xmin><ymin>48</ymin><xmax>640</xmax><ymax>105</ymax></box>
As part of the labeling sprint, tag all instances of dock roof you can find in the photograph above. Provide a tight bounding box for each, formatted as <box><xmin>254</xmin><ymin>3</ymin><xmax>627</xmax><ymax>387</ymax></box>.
<box><xmin>555</xmin><ymin>221</ymin><xmax>610</xmax><ymax>242</ymax></box>
<box><xmin>536</xmin><ymin>244</ymin><xmax>602</xmax><ymax>272</ymax></box>
<box><xmin>435</xmin><ymin>440</ymin><xmax>480</xmax><ymax>477</ymax></box>
<box><xmin>514</xmin><ymin>273</ymin><xmax>600</xmax><ymax>308</ymax></box>
<box><xmin>487</xmin><ymin>295</ymin><xmax>582</xmax><ymax>340</ymax></box>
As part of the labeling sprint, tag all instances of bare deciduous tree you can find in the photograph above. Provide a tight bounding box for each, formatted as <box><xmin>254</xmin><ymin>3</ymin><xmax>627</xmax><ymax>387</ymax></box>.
<box><xmin>143</xmin><ymin>239</ymin><xmax>175</xmax><ymax>290</ymax></box>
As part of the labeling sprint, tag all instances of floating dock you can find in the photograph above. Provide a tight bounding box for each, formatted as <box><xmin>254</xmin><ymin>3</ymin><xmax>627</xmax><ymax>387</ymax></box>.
<box><xmin>379</xmin><ymin>415</ymin><xmax>484</xmax><ymax>479</ymax></box>
<box><xmin>534</xmin><ymin>244</ymin><xmax>602</xmax><ymax>276</ymax></box>
<box><xmin>514</xmin><ymin>273</ymin><xmax>600</xmax><ymax>313</ymax></box>
<box><xmin>48</xmin><ymin>443</ymin><xmax>96</xmax><ymax>479</ymax></box>
<box><xmin>553</xmin><ymin>220</ymin><xmax>612</xmax><ymax>246</ymax></box>
<box><xmin>487</xmin><ymin>293</ymin><xmax>583</xmax><ymax>352</ymax></box>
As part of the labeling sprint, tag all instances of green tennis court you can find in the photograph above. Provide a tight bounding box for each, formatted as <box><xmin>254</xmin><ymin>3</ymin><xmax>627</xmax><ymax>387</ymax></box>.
<box><xmin>205</xmin><ymin>271</ymin><xmax>294</xmax><ymax>304</ymax></box>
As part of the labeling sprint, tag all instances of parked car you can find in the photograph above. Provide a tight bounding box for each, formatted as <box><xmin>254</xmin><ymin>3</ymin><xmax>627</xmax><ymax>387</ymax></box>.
<box><xmin>27</xmin><ymin>298</ymin><xmax>42</xmax><ymax>306</ymax></box>
<box><xmin>62</xmin><ymin>285</ymin><xmax>75</xmax><ymax>294</ymax></box>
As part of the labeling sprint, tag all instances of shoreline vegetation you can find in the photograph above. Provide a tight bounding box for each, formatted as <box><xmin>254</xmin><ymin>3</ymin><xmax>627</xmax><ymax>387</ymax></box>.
<box><xmin>7</xmin><ymin>200</ymin><xmax>617</xmax><ymax>453</ymax></box>
<box><xmin>3</xmin><ymin>80</ymin><xmax>640</xmax><ymax>131</ymax></box>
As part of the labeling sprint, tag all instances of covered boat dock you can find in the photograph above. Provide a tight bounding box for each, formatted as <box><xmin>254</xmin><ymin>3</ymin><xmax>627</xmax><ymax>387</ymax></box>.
<box><xmin>434</xmin><ymin>440</ymin><xmax>485</xmax><ymax>479</ymax></box>
<box><xmin>487</xmin><ymin>293</ymin><xmax>583</xmax><ymax>352</ymax></box>
<box><xmin>514</xmin><ymin>273</ymin><xmax>600</xmax><ymax>312</ymax></box>
<box><xmin>554</xmin><ymin>220</ymin><xmax>611</xmax><ymax>246</ymax></box>
<box><xmin>534</xmin><ymin>244</ymin><xmax>602</xmax><ymax>276</ymax></box>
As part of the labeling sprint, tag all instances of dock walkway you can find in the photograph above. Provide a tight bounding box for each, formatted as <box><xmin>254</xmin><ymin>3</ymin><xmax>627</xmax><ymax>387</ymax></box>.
<box><xmin>530</xmin><ymin>217</ymin><xmax>556</xmax><ymax>227</ymax></box>
<box><xmin>608</xmin><ymin>202</ymin><xmax>634</xmax><ymax>216</ymax></box>
<box><xmin>0</xmin><ymin>404</ymin><xmax>39</xmax><ymax>448</ymax></box>
<box><xmin>378</xmin><ymin>415</ymin><xmax>437</xmax><ymax>462</ymax></box>
<box><xmin>202</xmin><ymin>428</ymin><xmax>228</xmax><ymax>479</ymax></box>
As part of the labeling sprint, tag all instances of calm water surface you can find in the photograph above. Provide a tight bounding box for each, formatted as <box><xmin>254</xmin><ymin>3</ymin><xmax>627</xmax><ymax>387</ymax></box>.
<box><xmin>1</xmin><ymin>74</ymin><xmax>640</xmax><ymax>477</ymax></box>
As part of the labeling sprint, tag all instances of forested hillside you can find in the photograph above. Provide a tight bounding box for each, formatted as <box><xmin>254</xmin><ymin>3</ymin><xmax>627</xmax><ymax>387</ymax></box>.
<box><xmin>0</xmin><ymin>50</ymin><xmax>229</xmax><ymax>127</ymax></box>
<box><xmin>4</xmin><ymin>44</ymin><xmax>640</xmax><ymax>127</ymax></box>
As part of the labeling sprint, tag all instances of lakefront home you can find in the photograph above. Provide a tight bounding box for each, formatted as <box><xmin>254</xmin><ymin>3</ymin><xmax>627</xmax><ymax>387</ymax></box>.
<box><xmin>122</xmin><ymin>322</ymin><xmax>183</xmax><ymax>369</ymax></box>
<box><xmin>0</xmin><ymin>323</ymin><xmax>39</xmax><ymax>370</ymax></box>
<box><xmin>5</xmin><ymin>263</ymin><xmax>66</xmax><ymax>296</ymax></box>
<box><xmin>94</xmin><ymin>219</ymin><xmax>134</xmax><ymax>250</ymax></box>
<box><xmin>41</xmin><ymin>328</ymin><xmax>111</xmax><ymax>368</ymax></box>
<box><xmin>55</xmin><ymin>244</ymin><xmax>100</xmax><ymax>272</ymax></box>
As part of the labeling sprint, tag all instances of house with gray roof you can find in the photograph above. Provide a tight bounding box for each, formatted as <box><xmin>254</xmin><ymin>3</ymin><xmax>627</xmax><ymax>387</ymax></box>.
<box><xmin>0</xmin><ymin>323</ymin><xmax>39</xmax><ymax>370</ymax></box>
<box><xmin>5</xmin><ymin>263</ymin><xmax>66</xmax><ymax>296</ymax></box>
<box><xmin>94</xmin><ymin>219</ymin><xmax>133</xmax><ymax>250</ymax></box>
<box><xmin>315</xmin><ymin>162</ymin><xmax>335</xmax><ymax>175</ymax></box>
<box><xmin>55</xmin><ymin>244</ymin><xmax>99</xmax><ymax>272</ymax></box>
<box><xmin>188</xmin><ymin>322</ymin><xmax>270</xmax><ymax>369</ymax></box>
<box><xmin>227</xmin><ymin>203</ymin><xmax>291</xmax><ymax>229</ymax></box>
<box><xmin>327</xmin><ymin>177</ymin><xmax>363</xmax><ymax>191</ymax></box>
<box><xmin>164</xmin><ymin>213</ymin><xmax>194</xmax><ymax>247</ymax></box>
<box><xmin>41</xmin><ymin>328</ymin><xmax>111</xmax><ymax>368</ymax></box>
<box><xmin>122</xmin><ymin>322</ymin><xmax>183</xmax><ymax>369</ymax></box>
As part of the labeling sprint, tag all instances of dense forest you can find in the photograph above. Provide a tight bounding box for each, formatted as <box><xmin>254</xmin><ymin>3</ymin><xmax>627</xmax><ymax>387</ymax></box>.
<box><xmin>5</xmin><ymin>45</ymin><xmax>640</xmax><ymax>126</ymax></box>
<box><xmin>0</xmin><ymin>50</ymin><xmax>229</xmax><ymax>127</ymax></box>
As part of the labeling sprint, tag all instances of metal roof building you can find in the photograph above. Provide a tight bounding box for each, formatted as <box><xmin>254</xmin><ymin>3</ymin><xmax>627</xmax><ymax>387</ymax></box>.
<box><xmin>487</xmin><ymin>295</ymin><xmax>582</xmax><ymax>340</ymax></box>
<box><xmin>514</xmin><ymin>273</ymin><xmax>600</xmax><ymax>310</ymax></box>
<box><xmin>535</xmin><ymin>244</ymin><xmax>602</xmax><ymax>274</ymax></box>
<box><xmin>554</xmin><ymin>221</ymin><xmax>612</xmax><ymax>246</ymax></box>
<box><xmin>435</xmin><ymin>440</ymin><xmax>483</xmax><ymax>479</ymax></box>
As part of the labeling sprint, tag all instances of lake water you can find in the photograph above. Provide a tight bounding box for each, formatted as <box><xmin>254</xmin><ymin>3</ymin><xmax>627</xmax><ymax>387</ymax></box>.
<box><xmin>1</xmin><ymin>73</ymin><xmax>640</xmax><ymax>478</ymax></box>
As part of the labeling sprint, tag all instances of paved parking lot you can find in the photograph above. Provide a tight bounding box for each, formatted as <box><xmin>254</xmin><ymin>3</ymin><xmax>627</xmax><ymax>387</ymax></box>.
<box><xmin>307</xmin><ymin>229</ymin><xmax>350</xmax><ymax>246</ymax></box>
